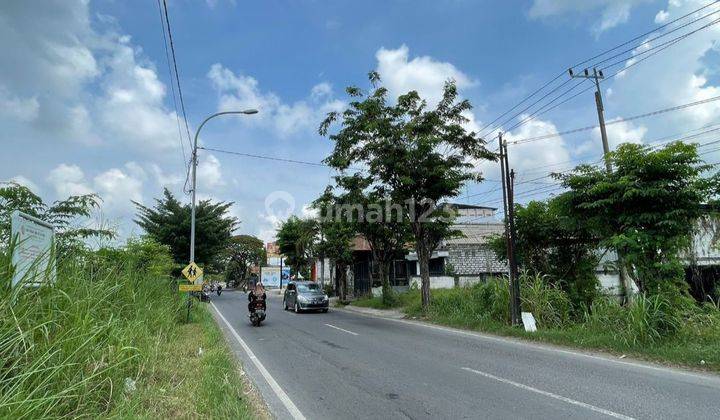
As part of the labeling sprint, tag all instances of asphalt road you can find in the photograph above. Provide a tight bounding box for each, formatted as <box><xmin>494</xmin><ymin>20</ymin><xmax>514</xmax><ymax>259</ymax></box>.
<box><xmin>211</xmin><ymin>290</ymin><xmax>720</xmax><ymax>420</ymax></box>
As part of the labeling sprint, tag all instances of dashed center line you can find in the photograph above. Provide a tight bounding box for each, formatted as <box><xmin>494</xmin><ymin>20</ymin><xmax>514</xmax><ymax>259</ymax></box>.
<box><xmin>461</xmin><ymin>367</ymin><xmax>634</xmax><ymax>420</ymax></box>
<box><xmin>325</xmin><ymin>323</ymin><xmax>359</xmax><ymax>336</ymax></box>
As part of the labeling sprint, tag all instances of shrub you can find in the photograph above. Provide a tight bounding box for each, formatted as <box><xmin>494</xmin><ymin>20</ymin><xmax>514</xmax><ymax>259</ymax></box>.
<box><xmin>584</xmin><ymin>294</ymin><xmax>684</xmax><ymax>346</ymax></box>
<box><xmin>520</xmin><ymin>272</ymin><xmax>571</xmax><ymax>328</ymax></box>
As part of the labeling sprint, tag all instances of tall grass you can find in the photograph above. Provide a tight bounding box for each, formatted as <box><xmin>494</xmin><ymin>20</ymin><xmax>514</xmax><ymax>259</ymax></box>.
<box><xmin>0</xmin><ymin>241</ymin><xmax>183</xmax><ymax>418</ymax></box>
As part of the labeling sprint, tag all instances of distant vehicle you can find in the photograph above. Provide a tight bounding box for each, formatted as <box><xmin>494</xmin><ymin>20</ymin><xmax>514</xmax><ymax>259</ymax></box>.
<box><xmin>283</xmin><ymin>281</ymin><xmax>329</xmax><ymax>313</ymax></box>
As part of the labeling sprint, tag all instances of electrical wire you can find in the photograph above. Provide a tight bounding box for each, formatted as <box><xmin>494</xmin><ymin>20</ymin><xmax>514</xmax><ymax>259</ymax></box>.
<box><xmin>155</xmin><ymin>0</ymin><xmax>188</xmax><ymax>172</ymax></box>
<box><xmin>161</xmin><ymin>0</ymin><xmax>195</xmax><ymax>194</ymax></box>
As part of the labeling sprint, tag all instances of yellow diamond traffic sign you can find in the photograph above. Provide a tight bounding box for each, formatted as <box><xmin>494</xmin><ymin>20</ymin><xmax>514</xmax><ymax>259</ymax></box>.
<box><xmin>182</xmin><ymin>262</ymin><xmax>203</xmax><ymax>283</ymax></box>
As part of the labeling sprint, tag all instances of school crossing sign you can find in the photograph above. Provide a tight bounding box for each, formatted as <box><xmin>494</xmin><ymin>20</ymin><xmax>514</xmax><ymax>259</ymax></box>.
<box><xmin>181</xmin><ymin>262</ymin><xmax>203</xmax><ymax>283</ymax></box>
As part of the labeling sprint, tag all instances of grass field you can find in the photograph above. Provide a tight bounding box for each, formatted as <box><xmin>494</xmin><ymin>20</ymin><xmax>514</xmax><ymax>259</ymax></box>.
<box><xmin>0</xmin><ymin>240</ymin><xmax>260</xmax><ymax>419</ymax></box>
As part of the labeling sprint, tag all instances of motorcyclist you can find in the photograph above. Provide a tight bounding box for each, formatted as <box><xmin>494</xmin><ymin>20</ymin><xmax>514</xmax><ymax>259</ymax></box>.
<box><xmin>248</xmin><ymin>282</ymin><xmax>267</xmax><ymax>314</ymax></box>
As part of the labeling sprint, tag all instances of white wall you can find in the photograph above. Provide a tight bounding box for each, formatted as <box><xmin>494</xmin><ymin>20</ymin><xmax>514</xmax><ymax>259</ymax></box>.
<box><xmin>409</xmin><ymin>275</ymin><xmax>455</xmax><ymax>289</ymax></box>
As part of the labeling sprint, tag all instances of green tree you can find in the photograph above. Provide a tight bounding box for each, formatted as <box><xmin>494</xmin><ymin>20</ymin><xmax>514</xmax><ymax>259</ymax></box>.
<box><xmin>312</xmin><ymin>188</ymin><xmax>356</xmax><ymax>300</ymax></box>
<box><xmin>489</xmin><ymin>198</ymin><xmax>599</xmax><ymax>312</ymax></box>
<box><xmin>276</xmin><ymin>216</ymin><xmax>317</xmax><ymax>278</ymax></box>
<box><xmin>320</xmin><ymin>72</ymin><xmax>494</xmax><ymax>311</ymax></box>
<box><xmin>133</xmin><ymin>188</ymin><xmax>238</xmax><ymax>267</ymax></box>
<box><xmin>558</xmin><ymin>142</ymin><xmax>718</xmax><ymax>297</ymax></box>
<box><xmin>224</xmin><ymin>234</ymin><xmax>265</xmax><ymax>283</ymax></box>
<box><xmin>326</xmin><ymin>176</ymin><xmax>412</xmax><ymax>304</ymax></box>
<box><xmin>0</xmin><ymin>182</ymin><xmax>113</xmax><ymax>254</ymax></box>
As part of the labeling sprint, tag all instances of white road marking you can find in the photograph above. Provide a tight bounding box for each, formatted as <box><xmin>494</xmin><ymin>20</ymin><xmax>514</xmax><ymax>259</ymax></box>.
<box><xmin>211</xmin><ymin>302</ymin><xmax>306</xmax><ymax>420</ymax></box>
<box><xmin>335</xmin><ymin>307</ymin><xmax>719</xmax><ymax>383</ymax></box>
<box><xmin>324</xmin><ymin>323</ymin><xmax>359</xmax><ymax>336</ymax></box>
<box><xmin>461</xmin><ymin>367</ymin><xmax>635</xmax><ymax>420</ymax></box>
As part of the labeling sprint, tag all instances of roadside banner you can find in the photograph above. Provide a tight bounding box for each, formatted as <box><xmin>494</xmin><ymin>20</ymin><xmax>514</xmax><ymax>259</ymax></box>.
<box><xmin>261</xmin><ymin>266</ymin><xmax>290</xmax><ymax>287</ymax></box>
<box><xmin>11</xmin><ymin>211</ymin><xmax>55</xmax><ymax>287</ymax></box>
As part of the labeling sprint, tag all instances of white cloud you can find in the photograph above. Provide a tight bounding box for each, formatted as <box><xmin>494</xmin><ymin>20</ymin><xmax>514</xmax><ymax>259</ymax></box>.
<box><xmin>576</xmin><ymin>120</ymin><xmax>647</xmax><ymax>155</ymax></box>
<box><xmin>374</xmin><ymin>45</ymin><xmax>483</xmax><ymax>133</ymax></box>
<box><xmin>0</xmin><ymin>88</ymin><xmax>39</xmax><ymax>122</ymax></box>
<box><xmin>93</xmin><ymin>167</ymin><xmax>144</xmax><ymax>215</ymax></box>
<box><xmin>528</xmin><ymin>0</ymin><xmax>651</xmax><ymax>34</ymax></box>
<box><xmin>655</xmin><ymin>10</ymin><xmax>670</xmax><ymax>23</ymax></box>
<box><xmin>208</xmin><ymin>64</ymin><xmax>345</xmax><ymax>138</ymax></box>
<box><xmin>196</xmin><ymin>153</ymin><xmax>225</xmax><ymax>189</ymax></box>
<box><xmin>375</xmin><ymin>44</ymin><xmax>476</xmax><ymax>106</ymax></box>
<box><xmin>9</xmin><ymin>175</ymin><xmax>40</xmax><ymax>193</ymax></box>
<box><xmin>47</xmin><ymin>164</ymin><xmax>93</xmax><ymax>197</ymax></box>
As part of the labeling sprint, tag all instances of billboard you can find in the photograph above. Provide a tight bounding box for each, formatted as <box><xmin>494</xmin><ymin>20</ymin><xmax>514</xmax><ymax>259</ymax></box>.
<box><xmin>11</xmin><ymin>211</ymin><xmax>55</xmax><ymax>287</ymax></box>
<box><xmin>260</xmin><ymin>266</ymin><xmax>291</xmax><ymax>288</ymax></box>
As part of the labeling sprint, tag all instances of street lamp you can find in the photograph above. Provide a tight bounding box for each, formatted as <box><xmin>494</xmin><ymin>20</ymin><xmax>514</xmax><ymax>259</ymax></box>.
<box><xmin>189</xmin><ymin>109</ymin><xmax>258</xmax><ymax>263</ymax></box>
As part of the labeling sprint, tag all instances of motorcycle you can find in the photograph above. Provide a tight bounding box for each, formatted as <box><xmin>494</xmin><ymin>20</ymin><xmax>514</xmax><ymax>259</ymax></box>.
<box><xmin>249</xmin><ymin>299</ymin><xmax>266</xmax><ymax>327</ymax></box>
<box><xmin>216</xmin><ymin>283</ymin><xmax>223</xmax><ymax>296</ymax></box>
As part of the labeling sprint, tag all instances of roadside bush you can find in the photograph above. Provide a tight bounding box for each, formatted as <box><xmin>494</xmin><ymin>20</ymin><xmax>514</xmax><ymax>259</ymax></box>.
<box><xmin>520</xmin><ymin>272</ymin><xmax>571</xmax><ymax>328</ymax></box>
<box><xmin>584</xmin><ymin>294</ymin><xmax>684</xmax><ymax>346</ymax></box>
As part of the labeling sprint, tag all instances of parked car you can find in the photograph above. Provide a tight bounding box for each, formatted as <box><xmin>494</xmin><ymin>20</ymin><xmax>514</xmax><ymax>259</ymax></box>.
<box><xmin>283</xmin><ymin>281</ymin><xmax>329</xmax><ymax>313</ymax></box>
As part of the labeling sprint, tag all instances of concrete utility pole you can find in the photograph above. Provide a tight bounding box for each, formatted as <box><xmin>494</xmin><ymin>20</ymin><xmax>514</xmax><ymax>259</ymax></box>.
<box><xmin>569</xmin><ymin>68</ymin><xmax>611</xmax><ymax>172</ymax></box>
<box><xmin>189</xmin><ymin>109</ymin><xmax>258</xmax><ymax>263</ymax></box>
<box><xmin>499</xmin><ymin>133</ymin><xmax>521</xmax><ymax>326</ymax></box>
<box><xmin>569</xmin><ymin>68</ymin><xmax>631</xmax><ymax>302</ymax></box>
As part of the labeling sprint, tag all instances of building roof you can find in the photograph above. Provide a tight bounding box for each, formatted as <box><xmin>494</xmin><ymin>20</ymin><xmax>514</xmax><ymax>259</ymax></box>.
<box><xmin>444</xmin><ymin>223</ymin><xmax>505</xmax><ymax>245</ymax></box>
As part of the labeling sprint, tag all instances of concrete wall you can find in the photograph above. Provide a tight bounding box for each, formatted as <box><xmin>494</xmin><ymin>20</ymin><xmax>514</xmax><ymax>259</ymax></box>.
<box><xmin>409</xmin><ymin>275</ymin><xmax>455</xmax><ymax>289</ymax></box>
<box><xmin>446</xmin><ymin>243</ymin><xmax>507</xmax><ymax>276</ymax></box>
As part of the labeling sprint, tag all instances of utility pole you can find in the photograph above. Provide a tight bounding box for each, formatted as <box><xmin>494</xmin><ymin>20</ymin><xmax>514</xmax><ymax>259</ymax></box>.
<box><xmin>569</xmin><ymin>67</ymin><xmax>611</xmax><ymax>172</ymax></box>
<box><xmin>499</xmin><ymin>133</ymin><xmax>521</xmax><ymax>326</ymax></box>
<box><xmin>569</xmin><ymin>68</ymin><xmax>631</xmax><ymax>302</ymax></box>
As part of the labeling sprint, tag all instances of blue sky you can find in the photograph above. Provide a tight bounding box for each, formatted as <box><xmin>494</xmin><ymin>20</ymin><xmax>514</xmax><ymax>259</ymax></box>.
<box><xmin>2</xmin><ymin>0</ymin><xmax>720</xmax><ymax>243</ymax></box>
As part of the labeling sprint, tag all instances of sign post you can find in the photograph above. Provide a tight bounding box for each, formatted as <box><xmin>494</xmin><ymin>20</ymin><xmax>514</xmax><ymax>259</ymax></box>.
<box><xmin>11</xmin><ymin>211</ymin><xmax>55</xmax><ymax>288</ymax></box>
<box><xmin>181</xmin><ymin>261</ymin><xmax>204</xmax><ymax>322</ymax></box>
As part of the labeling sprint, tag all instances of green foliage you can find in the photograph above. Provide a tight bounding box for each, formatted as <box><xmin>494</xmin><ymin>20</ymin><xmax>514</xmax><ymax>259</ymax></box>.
<box><xmin>276</xmin><ymin>216</ymin><xmax>317</xmax><ymax>277</ymax></box>
<box><xmin>320</xmin><ymin>72</ymin><xmax>495</xmax><ymax>310</ymax></box>
<box><xmin>559</xmin><ymin>142</ymin><xmax>717</xmax><ymax>295</ymax></box>
<box><xmin>224</xmin><ymin>234</ymin><xmax>265</xmax><ymax>282</ymax></box>
<box><xmin>0</xmin><ymin>239</ymin><xmax>178</xmax><ymax>417</ymax></box>
<box><xmin>519</xmin><ymin>272</ymin><xmax>571</xmax><ymax>328</ymax></box>
<box><xmin>134</xmin><ymin>188</ymin><xmax>238</xmax><ymax>267</ymax></box>
<box><xmin>0</xmin><ymin>182</ymin><xmax>113</xmax><ymax>253</ymax></box>
<box><xmin>489</xmin><ymin>199</ymin><xmax>599</xmax><ymax>313</ymax></box>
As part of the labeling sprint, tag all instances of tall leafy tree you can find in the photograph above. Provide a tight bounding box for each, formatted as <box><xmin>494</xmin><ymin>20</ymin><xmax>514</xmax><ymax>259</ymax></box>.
<box><xmin>558</xmin><ymin>142</ymin><xmax>719</xmax><ymax>297</ymax></box>
<box><xmin>0</xmin><ymin>182</ymin><xmax>113</xmax><ymax>253</ymax></box>
<box><xmin>312</xmin><ymin>188</ymin><xmax>356</xmax><ymax>300</ymax></box>
<box><xmin>133</xmin><ymin>188</ymin><xmax>238</xmax><ymax>267</ymax></box>
<box><xmin>224</xmin><ymin>234</ymin><xmax>265</xmax><ymax>282</ymax></box>
<box><xmin>328</xmin><ymin>175</ymin><xmax>412</xmax><ymax>304</ymax></box>
<box><xmin>320</xmin><ymin>72</ymin><xmax>494</xmax><ymax>310</ymax></box>
<box><xmin>276</xmin><ymin>216</ymin><xmax>317</xmax><ymax>277</ymax></box>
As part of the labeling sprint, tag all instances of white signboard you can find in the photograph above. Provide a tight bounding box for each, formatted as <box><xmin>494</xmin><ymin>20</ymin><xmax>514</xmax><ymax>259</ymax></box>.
<box><xmin>11</xmin><ymin>211</ymin><xmax>55</xmax><ymax>287</ymax></box>
<box><xmin>521</xmin><ymin>312</ymin><xmax>537</xmax><ymax>332</ymax></box>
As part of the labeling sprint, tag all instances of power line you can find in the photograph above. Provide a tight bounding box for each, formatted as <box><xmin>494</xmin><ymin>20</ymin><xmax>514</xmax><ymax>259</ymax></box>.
<box><xmin>569</xmin><ymin>0</ymin><xmax>720</xmax><ymax>70</ymax></box>
<box><xmin>199</xmin><ymin>146</ymin><xmax>365</xmax><ymax>171</ymax></box>
<box><xmin>509</xmin><ymin>95</ymin><xmax>720</xmax><ymax>145</ymax></box>
<box><xmin>155</xmin><ymin>0</ymin><xmax>187</xmax><ymax>168</ymax></box>
<box><xmin>478</xmin><ymin>1</ymin><xmax>720</xmax><ymax>140</ymax></box>
<box><xmin>161</xmin><ymin>0</ymin><xmax>194</xmax><ymax>194</ymax></box>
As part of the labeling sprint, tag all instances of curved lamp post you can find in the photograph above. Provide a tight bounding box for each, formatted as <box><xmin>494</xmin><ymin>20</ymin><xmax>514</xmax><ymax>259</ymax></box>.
<box><xmin>190</xmin><ymin>109</ymin><xmax>258</xmax><ymax>263</ymax></box>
